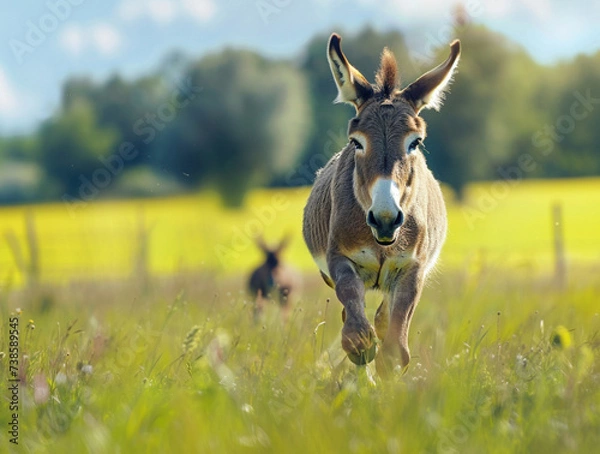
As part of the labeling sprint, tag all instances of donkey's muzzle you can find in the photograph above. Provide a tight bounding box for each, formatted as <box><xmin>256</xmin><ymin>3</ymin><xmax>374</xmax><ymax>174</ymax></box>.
<box><xmin>366</xmin><ymin>209</ymin><xmax>404</xmax><ymax>245</ymax></box>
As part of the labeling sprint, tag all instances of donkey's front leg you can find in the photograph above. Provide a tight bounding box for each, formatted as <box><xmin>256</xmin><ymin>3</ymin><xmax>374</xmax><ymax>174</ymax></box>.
<box><xmin>377</xmin><ymin>266</ymin><xmax>424</xmax><ymax>374</ymax></box>
<box><xmin>329</xmin><ymin>256</ymin><xmax>377</xmax><ymax>365</ymax></box>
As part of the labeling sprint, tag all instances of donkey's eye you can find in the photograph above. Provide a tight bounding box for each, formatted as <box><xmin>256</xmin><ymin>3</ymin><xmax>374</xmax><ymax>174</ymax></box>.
<box><xmin>408</xmin><ymin>137</ymin><xmax>422</xmax><ymax>153</ymax></box>
<box><xmin>350</xmin><ymin>138</ymin><xmax>363</xmax><ymax>151</ymax></box>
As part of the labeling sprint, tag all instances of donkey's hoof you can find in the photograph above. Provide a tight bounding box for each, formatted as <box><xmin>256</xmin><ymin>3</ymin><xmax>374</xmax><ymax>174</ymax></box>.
<box><xmin>347</xmin><ymin>342</ymin><xmax>377</xmax><ymax>365</ymax></box>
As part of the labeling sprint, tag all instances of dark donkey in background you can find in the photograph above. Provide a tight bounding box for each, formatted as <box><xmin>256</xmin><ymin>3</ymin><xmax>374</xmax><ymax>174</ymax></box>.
<box><xmin>303</xmin><ymin>33</ymin><xmax>460</xmax><ymax>374</ymax></box>
<box><xmin>248</xmin><ymin>236</ymin><xmax>297</xmax><ymax>319</ymax></box>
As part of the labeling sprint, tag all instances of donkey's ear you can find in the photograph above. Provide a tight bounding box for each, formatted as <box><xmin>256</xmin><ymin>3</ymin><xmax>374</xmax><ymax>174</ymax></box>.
<box><xmin>275</xmin><ymin>234</ymin><xmax>291</xmax><ymax>254</ymax></box>
<box><xmin>402</xmin><ymin>40</ymin><xmax>461</xmax><ymax>113</ymax></box>
<box><xmin>255</xmin><ymin>236</ymin><xmax>269</xmax><ymax>253</ymax></box>
<box><xmin>327</xmin><ymin>33</ymin><xmax>374</xmax><ymax>110</ymax></box>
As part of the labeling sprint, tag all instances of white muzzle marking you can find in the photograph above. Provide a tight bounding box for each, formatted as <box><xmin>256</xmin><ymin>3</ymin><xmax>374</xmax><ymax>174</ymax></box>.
<box><xmin>370</xmin><ymin>178</ymin><xmax>401</xmax><ymax>218</ymax></box>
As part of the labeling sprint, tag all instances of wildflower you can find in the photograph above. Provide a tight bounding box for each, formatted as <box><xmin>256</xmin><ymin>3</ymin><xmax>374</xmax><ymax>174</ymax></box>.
<box><xmin>33</xmin><ymin>374</ymin><xmax>50</xmax><ymax>405</ymax></box>
<box><xmin>551</xmin><ymin>325</ymin><xmax>572</xmax><ymax>349</ymax></box>
<box><xmin>55</xmin><ymin>372</ymin><xmax>68</xmax><ymax>385</ymax></box>
<box><xmin>28</xmin><ymin>319</ymin><xmax>35</xmax><ymax>330</ymax></box>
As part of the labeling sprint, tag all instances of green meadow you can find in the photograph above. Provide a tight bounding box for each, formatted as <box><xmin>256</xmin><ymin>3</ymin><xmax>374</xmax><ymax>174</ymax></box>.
<box><xmin>0</xmin><ymin>177</ymin><xmax>599</xmax><ymax>453</ymax></box>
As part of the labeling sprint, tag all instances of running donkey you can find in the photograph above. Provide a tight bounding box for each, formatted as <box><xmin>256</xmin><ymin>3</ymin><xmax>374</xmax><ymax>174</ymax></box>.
<box><xmin>248</xmin><ymin>236</ymin><xmax>297</xmax><ymax>319</ymax></box>
<box><xmin>303</xmin><ymin>34</ymin><xmax>460</xmax><ymax>373</ymax></box>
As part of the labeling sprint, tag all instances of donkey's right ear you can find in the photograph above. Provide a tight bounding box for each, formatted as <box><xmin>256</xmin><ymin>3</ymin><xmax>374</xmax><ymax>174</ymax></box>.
<box><xmin>327</xmin><ymin>33</ymin><xmax>373</xmax><ymax>110</ymax></box>
<box><xmin>275</xmin><ymin>234</ymin><xmax>291</xmax><ymax>254</ymax></box>
<box><xmin>255</xmin><ymin>236</ymin><xmax>269</xmax><ymax>253</ymax></box>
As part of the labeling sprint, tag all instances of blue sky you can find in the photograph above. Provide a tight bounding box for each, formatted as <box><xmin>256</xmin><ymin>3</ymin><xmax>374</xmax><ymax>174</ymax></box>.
<box><xmin>1</xmin><ymin>0</ymin><xmax>599</xmax><ymax>134</ymax></box>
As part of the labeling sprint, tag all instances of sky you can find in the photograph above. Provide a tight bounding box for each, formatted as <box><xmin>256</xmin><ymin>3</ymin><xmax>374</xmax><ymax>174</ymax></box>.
<box><xmin>0</xmin><ymin>0</ymin><xmax>599</xmax><ymax>134</ymax></box>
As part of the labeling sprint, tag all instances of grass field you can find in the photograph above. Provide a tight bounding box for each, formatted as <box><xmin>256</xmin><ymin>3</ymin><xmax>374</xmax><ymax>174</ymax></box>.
<box><xmin>0</xmin><ymin>178</ymin><xmax>599</xmax><ymax>453</ymax></box>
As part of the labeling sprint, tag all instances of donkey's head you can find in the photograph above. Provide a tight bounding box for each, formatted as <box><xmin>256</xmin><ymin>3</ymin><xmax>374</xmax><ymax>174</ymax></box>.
<box><xmin>256</xmin><ymin>235</ymin><xmax>290</xmax><ymax>270</ymax></box>
<box><xmin>327</xmin><ymin>33</ymin><xmax>460</xmax><ymax>245</ymax></box>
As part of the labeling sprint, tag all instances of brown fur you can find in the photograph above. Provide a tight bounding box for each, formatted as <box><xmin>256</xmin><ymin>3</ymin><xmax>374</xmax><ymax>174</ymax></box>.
<box><xmin>303</xmin><ymin>34</ymin><xmax>460</xmax><ymax>373</ymax></box>
<box><xmin>375</xmin><ymin>48</ymin><xmax>398</xmax><ymax>99</ymax></box>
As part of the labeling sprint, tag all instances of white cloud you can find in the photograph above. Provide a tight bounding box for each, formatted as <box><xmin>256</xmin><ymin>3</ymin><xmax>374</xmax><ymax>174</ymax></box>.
<box><xmin>117</xmin><ymin>0</ymin><xmax>217</xmax><ymax>25</ymax></box>
<box><xmin>119</xmin><ymin>0</ymin><xmax>177</xmax><ymax>24</ymax></box>
<box><xmin>59</xmin><ymin>23</ymin><xmax>122</xmax><ymax>57</ymax></box>
<box><xmin>354</xmin><ymin>0</ymin><xmax>555</xmax><ymax>23</ymax></box>
<box><xmin>181</xmin><ymin>0</ymin><xmax>216</xmax><ymax>23</ymax></box>
<box><xmin>148</xmin><ymin>0</ymin><xmax>178</xmax><ymax>24</ymax></box>
<box><xmin>59</xmin><ymin>24</ymin><xmax>85</xmax><ymax>56</ymax></box>
<box><xmin>0</xmin><ymin>67</ymin><xmax>37</xmax><ymax>132</ymax></box>
<box><xmin>91</xmin><ymin>23</ymin><xmax>122</xmax><ymax>55</ymax></box>
<box><xmin>481</xmin><ymin>0</ymin><xmax>552</xmax><ymax>21</ymax></box>
<box><xmin>356</xmin><ymin>0</ymin><xmax>453</xmax><ymax>22</ymax></box>
<box><xmin>0</xmin><ymin>68</ymin><xmax>19</xmax><ymax>115</ymax></box>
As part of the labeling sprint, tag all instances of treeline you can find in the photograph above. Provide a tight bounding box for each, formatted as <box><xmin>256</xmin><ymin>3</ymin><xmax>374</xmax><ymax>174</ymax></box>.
<box><xmin>2</xmin><ymin>22</ymin><xmax>600</xmax><ymax>207</ymax></box>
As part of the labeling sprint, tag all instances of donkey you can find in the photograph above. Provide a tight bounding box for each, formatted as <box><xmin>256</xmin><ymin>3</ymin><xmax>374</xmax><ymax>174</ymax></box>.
<box><xmin>303</xmin><ymin>33</ymin><xmax>460</xmax><ymax>374</ymax></box>
<box><xmin>248</xmin><ymin>236</ymin><xmax>297</xmax><ymax>319</ymax></box>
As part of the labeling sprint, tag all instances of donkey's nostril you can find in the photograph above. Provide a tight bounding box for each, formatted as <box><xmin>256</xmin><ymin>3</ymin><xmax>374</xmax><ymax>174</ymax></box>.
<box><xmin>367</xmin><ymin>210</ymin><xmax>379</xmax><ymax>228</ymax></box>
<box><xmin>393</xmin><ymin>209</ymin><xmax>404</xmax><ymax>228</ymax></box>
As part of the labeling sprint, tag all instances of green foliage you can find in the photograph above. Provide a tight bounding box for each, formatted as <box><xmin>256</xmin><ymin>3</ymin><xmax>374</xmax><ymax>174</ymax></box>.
<box><xmin>0</xmin><ymin>136</ymin><xmax>43</xmax><ymax>203</ymax></box>
<box><xmin>103</xmin><ymin>166</ymin><xmax>186</xmax><ymax>199</ymax></box>
<box><xmin>153</xmin><ymin>49</ymin><xmax>311</xmax><ymax>207</ymax></box>
<box><xmin>62</xmin><ymin>75</ymin><xmax>168</xmax><ymax>166</ymax></box>
<box><xmin>38</xmin><ymin>99</ymin><xmax>118</xmax><ymax>197</ymax></box>
<box><xmin>0</xmin><ymin>135</ymin><xmax>39</xmax><ymax>162</ymax></box>
<box><xmin>535</xmin><ymin>51</ymin><xmax>600</xmax><ymax>178</ymax></box>
<box><xmin>424</xmin><ymin>24</ymin><xmax>544</xmax><ymax>198</ymax></box>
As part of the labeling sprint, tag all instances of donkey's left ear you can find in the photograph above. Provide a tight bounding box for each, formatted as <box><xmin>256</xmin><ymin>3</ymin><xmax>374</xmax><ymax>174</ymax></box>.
<box><xmin>402</xmin><ymin>40</ymin><xmax>461</xmax><ymax>113</ymax></box>
<box><xmin>327</xmin><ymin>33</ymin><xmax>374</xmax><ymax>110</ymax></box>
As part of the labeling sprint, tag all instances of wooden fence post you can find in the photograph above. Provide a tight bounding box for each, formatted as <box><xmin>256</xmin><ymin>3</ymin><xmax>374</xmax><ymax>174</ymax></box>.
<box><xmin>552</xmin><ymin>203</ymin><xmax>566</xmax><ymax>289</ymax></box>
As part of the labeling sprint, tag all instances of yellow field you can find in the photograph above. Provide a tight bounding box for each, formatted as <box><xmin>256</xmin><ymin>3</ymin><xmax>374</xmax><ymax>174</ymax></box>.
<box><xmin>1</xmin><ymin>177</ymin><xmax>599</xmax><ymax>287</ymax></box>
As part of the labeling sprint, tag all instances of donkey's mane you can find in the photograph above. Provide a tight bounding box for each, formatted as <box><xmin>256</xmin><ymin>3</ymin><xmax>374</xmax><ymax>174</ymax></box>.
<box><xmin>374</xmin><ymin>48</ymin><xmax>398</xmax><ymax>99</ymax></box>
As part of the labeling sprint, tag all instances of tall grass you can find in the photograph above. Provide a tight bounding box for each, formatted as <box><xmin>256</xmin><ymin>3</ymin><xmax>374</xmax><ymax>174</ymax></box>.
<box><xmin>0</xmin><ymin>266</ymin><xmax>598</xmax><ymax>453</ymax></box>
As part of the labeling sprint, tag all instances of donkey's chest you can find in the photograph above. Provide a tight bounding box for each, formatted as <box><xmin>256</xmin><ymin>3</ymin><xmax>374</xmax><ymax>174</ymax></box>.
<box><xmin>346</xmin><ymin>248</ymin><xmax>415</xmax><ymax>290</ymax></box>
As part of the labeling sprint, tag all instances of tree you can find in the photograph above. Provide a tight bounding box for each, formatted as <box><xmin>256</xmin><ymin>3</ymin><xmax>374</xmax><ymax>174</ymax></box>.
<box><xmin>424</xmin><ymin>23</ymin><xmax>542</xmax><ymax>199</ymax></box>
<box><xmin>533</xmin><ymin>51</ymin><xmax>600</xmax><ymax>177</ymax></box>
<box><xmin>39</xmin><ymin>99</ymin><xmax>118</xmax><ymax>197</ymax></box>
<box><xmin>152</xmin><ymin>49</ymin><xmax>311</xmax><ymax>207</ymax></box>
<box><xmin>61</xmin><ymin>74</ymin><xmax>168</xmax><ymax>167</ymax></box>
